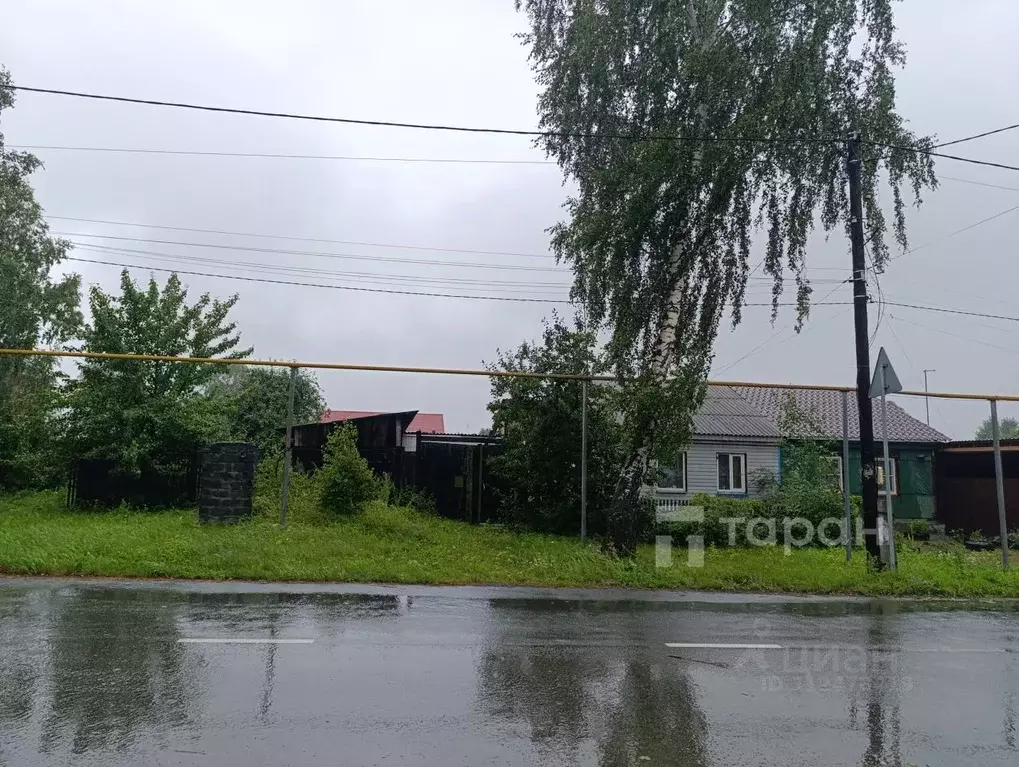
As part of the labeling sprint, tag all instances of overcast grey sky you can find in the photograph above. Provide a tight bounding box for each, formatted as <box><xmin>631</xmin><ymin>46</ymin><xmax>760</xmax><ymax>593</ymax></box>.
<box><xmin>2</xmin><ymin>0</ymin><xmax>1017</xmax><ymax>436</ymax></box>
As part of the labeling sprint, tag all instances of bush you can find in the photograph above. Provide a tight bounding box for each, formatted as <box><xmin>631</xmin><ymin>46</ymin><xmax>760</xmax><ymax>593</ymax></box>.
<box><xmin>252</xmin><ymin>446</ymin><xmax>323</xmax><ymax>524</ymax></box>
<box><xmin>907</xmin><ymin>518</ymin><xmax>931</xmax><ymax>540</ymax></box>
<box><xmin>485</xmin><ymin>317</ymin><xmax>624</xmax><ymax>536</ymax></box>
<box><xmin>660</xmin><ymin>493</ymin><xmax>860</xmax><ymax>550</ymax></box>
<box><xmin>317</xmin><ymin>424</ymin><xmax>379</xmax><ymax>517</ymax></box>
<box><xmin>389</xmin><ymin>485</ymin><xmax>438</xmax><ymax>516</ymax></box>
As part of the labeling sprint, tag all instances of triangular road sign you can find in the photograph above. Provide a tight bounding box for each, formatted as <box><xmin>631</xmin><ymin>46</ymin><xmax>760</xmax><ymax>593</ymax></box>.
<box><xmin>870</xmin><ymin>347</ymin><xmax>903</xmax><ymax>398</ymax></box>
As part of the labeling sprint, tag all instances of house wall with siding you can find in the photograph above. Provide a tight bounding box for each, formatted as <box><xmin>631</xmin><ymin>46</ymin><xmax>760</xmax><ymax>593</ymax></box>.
<box><xmin>845</xmin><ymin>444</ymin><xmax>936</xmax><ymax>520</ymax></box>
<box><xmin>658</xmin><ymin>438</ymin><xmax>780</xmax><ymax>499</ymax></box>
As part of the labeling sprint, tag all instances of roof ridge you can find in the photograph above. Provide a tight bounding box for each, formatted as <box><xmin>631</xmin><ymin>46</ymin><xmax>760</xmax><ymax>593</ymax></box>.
<box><xmin>724</xmin><ymin>384</ymin><xmax>950</xmax><ymax>442</ymax></box>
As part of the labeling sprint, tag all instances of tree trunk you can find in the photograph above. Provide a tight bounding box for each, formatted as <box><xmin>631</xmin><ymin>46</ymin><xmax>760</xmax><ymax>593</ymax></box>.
<box><xmin>605</xmin><ymin>442</ymin><xmax>653</xmax><ymax>557</ymax></box>
<box><xmin>604</xmin><ymin>251</ymin><xmax>689</xmax><ymax>555</ymax></box>
<box><xmin>604</xmin><ymin>0</ymin><xmax>715</xmax><ymax>556</ymax></box>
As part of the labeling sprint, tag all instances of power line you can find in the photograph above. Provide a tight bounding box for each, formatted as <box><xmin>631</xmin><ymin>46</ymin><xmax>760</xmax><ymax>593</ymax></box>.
<box><xmin>10</xmin><ymin>84</ymin><xmax>1019</xmax><ymax>173</ymax></box>
<box><xmin>884</xmin><ymin>316</ymin><xmax>951</xmax><ymax>431</ymax></box>
<box><xmin>936</xmin><ymin>123</ymin><xmax>1019</xmax><ymax>149</ymax></box>
<box><xmin>939</xmin><ymin>175</ymin><xmax>1019</xmax><ymax>193</ymax></box>
<box><xmin>67</xmin><ymin>254</ymin><xmax>858</xmax><ymax>307</ymax></box>
<box><xmin>69</xmin><ymin>242</ymin><xmax>572</xmax><ymax>293</ymax></box>
<box><xmin>52</xmin><ymin>231</ymin><xmax>570</xmax><ymax>272</ymax></box>
<box><xmin>713</xmin><ymin>279</ymin><xmax>852</xmax><ymax>374</ymax></box>
<box><xmin>865</xmin><ymin>246</ymin><xmax>884</xmax><ymax>346</ymax></box>
<box><xmin>65</xmin><ymin>256</ymin><xmax>572</xmax><ymax>303</ymax></box>
<box><xmin>49</xmin><ymin>216</ymin><xmax>558</xmax><ymax>259</ymax></box>
<box><xmin>22</xmin><ymin>146</ymin><xmax>1019</xmax><ymax>190</ymax></box>
<box><xmin>72</xmin><ymin>242</ymin><xmax>824</xmax><ymax>299</ymax></box>
<box><xmin>47</xmin><ymin>215</ymin><xmax>848</xmax><ymax>281</ymax></box>
<box><xmin>4</xmin><ymin>85</ymin><xmax>835</xmax><ymax>144</ymax></box>
<box><xmin>890</xmin><ymin>314</ymin><xmax>1019</xmax><ymax>356</ymax></box>
<box><xmin>889</xmin><ymin>203</ymin><xmax>1019</xmax><ymax>260</ymax></box>
<box><xmin>11</xmin><ymin>144</ymin><xmax>557</xmax><ymax>165</ymax></box>
<box><xmin>65</xmin><ymin>253</ymin><xmax>1010</xmax><ymax>325</ymax></box>
<box><xmin>879</xmin><ymin>283</ymin><xmax>1016</xmax><ymax>312</ymax></box>
<box><xmin>714</xmin><ymin>288</ymin><xmax>1019</xmax><ymax>374</ymax></box>
<box><xmin>864</xmin><ymin>140</ymin><xmax>1019</xmax><ymax>173</ymax></box>
<box><xmin>885</xmin><ymin>316</ymin><xmax>916</xmax><ymax>371</ymax></box>
<box><xmin>883</xmin><ymin>300</ymin><xmax>1019</xmax><ymax>324</ymax></box>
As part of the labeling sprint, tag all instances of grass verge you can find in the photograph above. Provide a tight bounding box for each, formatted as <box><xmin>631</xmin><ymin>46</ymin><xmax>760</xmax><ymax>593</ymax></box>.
<box><xmin>1</xmin><ymin>491</ymin><xmax>1018</xmax><ymax>597</ymax></box>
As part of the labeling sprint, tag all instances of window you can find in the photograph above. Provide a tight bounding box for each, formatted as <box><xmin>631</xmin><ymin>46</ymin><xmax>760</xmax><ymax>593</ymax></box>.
<box><xmin>877</xmin><ymin>457</ymin><xmax>898</xmax><ymax>496</ymax></box>
<box><xmin>717</xmin><ymin>453</ymin><xmax>746</xmax><ymax>493</ymax></box>
<box><xmin>658</xmin><ymin>452</ymin><xmax>687</xmax><ymax>492</ymax></box>
<box><xmin>825</xmin><ymin>456</ymin><xmax>844</xmax><ymax>491</ymax></box>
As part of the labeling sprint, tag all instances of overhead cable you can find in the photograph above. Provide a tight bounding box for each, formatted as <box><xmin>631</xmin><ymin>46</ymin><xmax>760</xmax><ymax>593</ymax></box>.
<box><xmin>5</xmin><ymin>85</ymin><xmax>836</xmax><ymax>144</ymax></box>
<box><xmin>52</xmin><ymin>232</ymin><xmax>569</xmax><ymax>273</ymax></box>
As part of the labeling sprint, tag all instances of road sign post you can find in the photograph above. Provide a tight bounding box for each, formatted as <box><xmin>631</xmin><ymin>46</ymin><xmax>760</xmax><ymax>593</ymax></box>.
<box><xmin>842</xmin><ymin>390</ymin><xmax>852</xmax><ymax>562</ymax></box>
<box><xmin>870</xmin><ymin>348</ymin><xmax>902</xmax><ymax>572</ymax></box>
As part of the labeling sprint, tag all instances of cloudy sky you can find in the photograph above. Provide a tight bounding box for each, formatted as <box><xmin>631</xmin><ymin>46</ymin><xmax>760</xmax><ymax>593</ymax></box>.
<box><xmin>2</xmin><ymin>0</ymin><xmax>1017</xmax><ymax>436</ymax></box>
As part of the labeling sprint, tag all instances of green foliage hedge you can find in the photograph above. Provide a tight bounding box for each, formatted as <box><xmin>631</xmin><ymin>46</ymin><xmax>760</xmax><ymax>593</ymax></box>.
<box><xmin>662</xmin><ymin>493</ymin><xmax>861</xmax><ymax>549</ymax></box>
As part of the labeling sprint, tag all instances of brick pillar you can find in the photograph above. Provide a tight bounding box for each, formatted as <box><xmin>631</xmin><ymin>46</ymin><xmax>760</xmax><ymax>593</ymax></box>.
<box><xmin>199</xmin><ymin>443</ymin><xmax>259</xmax><ymax>523</ymax></box>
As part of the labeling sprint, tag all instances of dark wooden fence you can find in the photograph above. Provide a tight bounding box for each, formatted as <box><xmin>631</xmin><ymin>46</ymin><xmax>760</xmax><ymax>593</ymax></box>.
<box><xmin>68</xmin><ymin>454</ymin><xmax>200</xmax><ymax>508</ymax></box>
<box><xmin>413</xmin><ymin>436</ymin><xmax>503</xmax><ymax>523</ymax></box>
<box><xmin>935</xmin><ymin>448</ymin><xmax>1019</xmax><ymax>534</ymax></box>
<box><xmin>289</xmin><ymin>428</ymin><xmax>504</xmax><ymax>523</ymax></box>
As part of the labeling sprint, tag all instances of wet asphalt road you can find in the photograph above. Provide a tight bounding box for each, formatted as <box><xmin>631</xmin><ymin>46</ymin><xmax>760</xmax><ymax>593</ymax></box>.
<box><xmin>1</xmin><ymin>580</ymin><xmax>1018</xmax><ymax>767</ymax></box>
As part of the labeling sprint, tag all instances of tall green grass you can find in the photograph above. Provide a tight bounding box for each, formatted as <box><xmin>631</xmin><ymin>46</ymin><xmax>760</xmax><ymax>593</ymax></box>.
<box><xmin>1</xmin><ymin>491</ymin><xmax>1017</xmax><ymax>597</ymax></box>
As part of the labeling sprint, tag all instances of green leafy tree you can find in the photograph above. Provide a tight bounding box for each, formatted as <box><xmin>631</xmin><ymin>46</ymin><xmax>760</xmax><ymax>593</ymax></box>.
<box><xmin>975</xmin><ymin>416</ymin><xmax>1019</xmax><ymax>440</ymax></box>
<box><xmin>764</xmin><ymin>394</ymin><xmax>848</xmax><ymax>529</ymax></box>
<box><xmin>66</xmin><ymin>270</ymin><xmax>250</xmax><ymax>476</ymax></box>
<box><xmin>486</xmin><ymin>316</ymin><xmax>625</xmax><ymax>536</ymax></box>
<box><xmin>0</xmin><ymin>67</ymin><xmax>82</xmax><ymax>488</ymax></box>
<box><xmin>515</xmin><ymin>0</ymin><xmax>936</xmax><ymax>553</ymax></box>
<box><xmin>207</xmin><ymin>366</ymin><xmax>325</xmax><ymax>453</ymax></box>
<box><xmin>317</xmin><ymin>423</ymin><xmax>378</xmax><ymax>516</ymax></box>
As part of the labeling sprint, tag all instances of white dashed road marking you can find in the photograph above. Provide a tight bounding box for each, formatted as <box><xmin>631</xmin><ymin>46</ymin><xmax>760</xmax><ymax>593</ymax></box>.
<box><xmin>665</xmin><ymin>642</ymin><xmax>783</xmax><ymax>650</ymax></box>
<box><xmin>178</xmin><ymin>638</ymin><xmax>314</xmax><ymax>644</ymax></box>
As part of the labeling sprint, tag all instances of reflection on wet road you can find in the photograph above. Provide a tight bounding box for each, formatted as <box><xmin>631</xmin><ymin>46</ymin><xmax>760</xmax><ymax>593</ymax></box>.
<box><xmin>1</xmin><ymin>580</ymin><xmax>1017</xmax><ymax>766</ymax></box>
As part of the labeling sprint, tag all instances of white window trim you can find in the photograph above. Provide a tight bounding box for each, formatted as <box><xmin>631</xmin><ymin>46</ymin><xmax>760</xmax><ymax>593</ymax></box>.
<box><xmin>656</xmin><ymin>451</ymin><xmax>688</xmax><ymax>494</ymax></box>
<box><xmin>878</xmin><ymin>457</ymin><xmax>899</xmax><ymax>497</ymax></box>
<box><xmin>717</xmin><ymin>452</ymin><xmax>747</xmax><ymax>494</ymax></box>
<box><xmin>827</xmin><ymin>455</ymin><xmax>845</xmax><ymax>491</ymax></box>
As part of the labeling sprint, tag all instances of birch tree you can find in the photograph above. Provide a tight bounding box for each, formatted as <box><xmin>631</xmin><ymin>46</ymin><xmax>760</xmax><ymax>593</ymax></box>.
<box><xmin>0</xmin><ymin>67</ymin><xmax>81</xmax><ymax>487</ymax></box>
<box><xmin>516</xmin><ymin>0</ymin><xmax>936</xmax><ymax>553</ymax></box>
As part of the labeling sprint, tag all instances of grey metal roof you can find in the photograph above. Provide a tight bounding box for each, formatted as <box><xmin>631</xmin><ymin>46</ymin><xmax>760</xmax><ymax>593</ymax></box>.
<box><xmin>710</xmin><ymin>386</ymin><xmax>949</xmax><ymax>443</ymax></box>
<box><xmin>693</xmin><ymin>387</ymin><xmax>782</xmax><ymax>438</ymax></box>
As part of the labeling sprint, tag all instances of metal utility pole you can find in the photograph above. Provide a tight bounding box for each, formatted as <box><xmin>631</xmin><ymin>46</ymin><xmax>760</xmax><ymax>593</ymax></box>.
<box><xmin>990</xmin><ymin>399</ymin><xmax>1010</xmax><ymax>569</ymax></box>
<box><xmin>580</xmin><ymin>379</ymin><xmax>589</xmax><ymax>541</ymax></box>
<box><xmin>848</xmin><ymin>134</ymin><xmax>882</xmax><ymax>565</ymax></box>
<box><xmin>279</xmin><ymin>365</ymin><xmax>298</xmax><ymax>528</ymax></box>
<box><xmin>923</xmin><ymin>369</ymin><xmax>936</xmax><ymax>425</ymax></box>
<box><xmin>878</xmin><ymin>363</ymin><xmax>897</xmax><ymax>571</ymax></box>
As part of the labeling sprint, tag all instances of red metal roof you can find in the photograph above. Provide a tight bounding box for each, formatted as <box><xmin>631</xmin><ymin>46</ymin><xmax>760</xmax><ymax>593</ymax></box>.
<box><xmin>321</xmin><ymin>409</ymin><xmax>445</xmax><ymax>434</ymax></box>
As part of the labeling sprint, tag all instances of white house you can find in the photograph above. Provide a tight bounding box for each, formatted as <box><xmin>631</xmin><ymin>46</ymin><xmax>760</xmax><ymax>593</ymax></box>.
<box><xmin>654</xmin><ymin>385</ymin><xmax>947</xmax><ymax>513</ymax></box>
<box><xmin>655</xmin><ymin>386</ymin><xmax>781</xmax><ymax>504</ymax></box>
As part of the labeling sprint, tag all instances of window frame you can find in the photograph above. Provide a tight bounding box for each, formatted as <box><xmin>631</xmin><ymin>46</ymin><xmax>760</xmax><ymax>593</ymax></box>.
<box><xmin>717</xmin><ymin>452</ymin><xmax>747</xmax><ymax>494</ymax></box>
<box><xmin>877</xmin><ymin>456</ymin><xmax>899</xmax><ymax>497</ymax></box>
<box><xmin>826</xmin><ymin>455</ymin><xmax>845</xmax><ymax>491</ymax></box>
<box><xmin>657</xmin><ymin>451</ymin><xmax>688</xmax><ymax>493</ymax></box>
